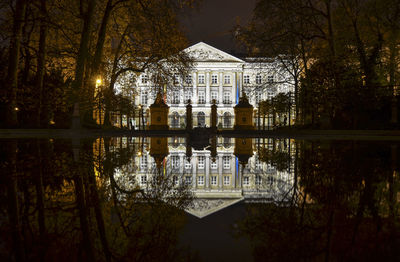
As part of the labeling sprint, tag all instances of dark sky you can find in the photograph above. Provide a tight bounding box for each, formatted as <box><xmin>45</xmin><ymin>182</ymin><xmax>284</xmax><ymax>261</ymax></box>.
<box><xmin>179</xmin><ymin>0</ymin><xmax>257</xmax><ymax>54</ymax></box>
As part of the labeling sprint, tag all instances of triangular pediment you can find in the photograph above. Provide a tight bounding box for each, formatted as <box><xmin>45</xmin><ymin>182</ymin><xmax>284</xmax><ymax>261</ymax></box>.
<box><xmin>184</xmin><ymin>42</ymin><xmax>245</xmax><ymax>63</ymax></box>
<box><xmin>185</xmin><ymin>197</ymin><xmax>244</xmax><ymax>219</ymax></box>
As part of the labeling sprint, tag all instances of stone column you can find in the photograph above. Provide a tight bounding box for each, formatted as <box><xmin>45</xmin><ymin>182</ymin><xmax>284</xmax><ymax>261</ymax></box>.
<box><xmin>238</xmin><ymin>72</ymin><xmax>243</xmax><ymax>103</ymax></box>
<box><xmin>233</xmin><ymin>72</ymin><xmax>237</xmax><ymax>105</ymax></box>
<box><xmin>179</xmin><ymin>88</ymin><xmax>184</xmax><ymax>107</ymax></box>
<box><xmin>192</xmin><ymin>153</ymin><xmax>197</xmax><ymax>189</ymax></box>
<box><xmin>205</xmin><ymin>155</ymin><xmax>210</xmax><ymax>189</ymax></box>
<box><xmin>218</xmin><ymin>156</ymin><xmax>223</xmax><ymax>189</ymax></box>
<box><xmin>193</xmin><ymin>72</ymin><xmax>197</xmax><ymax>106</ymax></box>
<box><xmin>179</xmin><ymin>154</ymin><xmax>184</xmax><ymax>177</ymax></box>
<box><xmin>231</xmin><ymin>156</ymin><xmax>236</xmax><ymax>188</ymax></box>
<box><xmin>206</xmin><ymin>71</ymin><xmax>210</xmax><ymax>105</ymax></box>
<box><xmin>219</xmin><ymin>72</ymin><xmax>223</xmax><ymax>105</ymax></box>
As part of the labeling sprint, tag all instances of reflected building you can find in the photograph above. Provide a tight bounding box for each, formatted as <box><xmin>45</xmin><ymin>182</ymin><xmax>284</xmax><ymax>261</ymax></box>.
<box><xmin>120</xmin><ymin>137</ymin><xmax>296</xmax><ymax>218</ymax></box>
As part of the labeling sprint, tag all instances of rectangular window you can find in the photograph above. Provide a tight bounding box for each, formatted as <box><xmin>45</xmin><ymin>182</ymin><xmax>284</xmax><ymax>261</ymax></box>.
<box><xmin>224</xmin><ymin>75</ymin><xmax>230</xmax><ymax>84</ymax></box>
<box><xmin>256</xmin><ymin>75</ymin><xmax>262</xmax><ymax>84</ymax></box>
<box><xmin>185</xmin><ymin>159</ymin><xmax>192</xmax><ymax>169</ymax></box>
<box><xmin>171</xmin><ymin>155</ymin><xmax>180</xmax><ymax>169</ymax></box>
<box><xmin>211</xmin><ymin>75</ymin><xmax>218</xmax><ymax>84</ymax></box>
<box><xmin>198</xmin><ymin>176</ymin><xmax>204</xmax><ymax>186</ymax></box>
<box><xmin>223</xmin><ymin>156</ymin><xmax>230</xmax><ymax>169</ymax></box>
<box><xmin>140</xmin><ymin>175</ymin><xmax>147</xmax><ymax>185</ymax></box>
<box><xmin>141</xmin><ymin>91</ymin><xmax>148</xmax><ymax>105</ymax></box>
<box><xmin>172</xmin><ymin>91</ymin><xmax>180</xmax><ymax>104</ymax></box>
<box><xmin>174</xmin><ymin>73</ymin><xmax>179</xmax><ymax>85</ymax></box>
<box><xmin>141</xmin><ymin>74</ymin><xmax>148</xmax><ymax>84</ymax></box>
<box><xmin>224</xmin><ymin>176</ymin><xmax>230</xmax><ymax>185</ymax></box>
<box><xmin>223</xmin><ymin>92</ymin><xmax>231</xmax><ymax>104</ymax></box>
<box><xmin>244</xmin><ymin>75</ymin><xmax>250</xmax><ymax>84</ymax></box>
<box><xmin>268</xmin><ymin>75</ymin><xmax>274</xmax><ymax>83</ymax></box>
<box><xmin>243</xmin><ymin>176</ymin><xmax>249</xmax><ymax>185</ymax></box>
<box><xmin>140</xmin><ymin>155</ymin><xmax>147</xmax><ymax>170</ymax></box>
<box><xmin>267</xmin><ymin>176</ymin><xmax>274</xmax><ymax>186</ymax></box>
<box><xmin>198</xmin><ymin>156</ymin><xmax>205</xmax><ymax>169</ymax></box>
<box><xmin>198</xmin><ymin>91</ymin><xmax>205</xmax><ymax>104</ymax></box>
<box><xmin>173</xmin><ymin>176</ymin><xmax>179</xmax><ymax>185</ymax></box>
<box><xmin>211</xmin><ymin>91</ymin><xmax>218</xmax><ymax>102</ymax></box>
<box><xmin>184</xmin><ymin>90</ymin><xmax>192</xmax><ymax>103</ymax></box>
<box><xmin>267</xmin><ymin>91</ymin><xmax>274</xmax><ymax>100</ymax></box>
<box><xmin>186</xmin><ymin>75</ymin><xmax>192</xmax><ymax>85</ymax></box>
<box><xmin>185</xmin><ymin>176</ymin><xmax>192</xmax><ymax>185</ymax></box>
<box><xmin>211</xmin><ymin>160</ymin><xmax>217</xmax><ymax>169</ymax></box>
<box><xmin>255</xmin><ymin>157</ymin><xmax>262</xmax><ymax>169</ymax></box>
<box><xmin>211</xmin><ymin>176</ymin><xmax>217</xmax><ymax>185</ymax></box>
<box><xmin>255</xmin><ymin>175</ymin><xmax>262</xmax><ymax>185</ymax></box>
<box><xmin>198</xmin><ymin>74</ymin><xmax>205</xmax><ymax>84</ymax></box>
<box><xmin>255</xmin><ymin>91</ymin><xmax>261</xmax><ymax>104</ymax></box>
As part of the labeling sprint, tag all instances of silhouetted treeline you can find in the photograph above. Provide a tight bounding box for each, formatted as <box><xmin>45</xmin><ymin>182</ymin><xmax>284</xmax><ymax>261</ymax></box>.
<box><xmin>238</xmin><ymin>0</ymin><xmax>400</xmax><ymax>129</ymax></box>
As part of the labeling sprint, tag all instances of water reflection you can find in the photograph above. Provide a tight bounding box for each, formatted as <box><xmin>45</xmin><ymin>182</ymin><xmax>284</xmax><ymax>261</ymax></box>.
<box><xmin>0</xmin><ymin>138</ymin><xmax>399</xmax><ymax>261</ymax></box>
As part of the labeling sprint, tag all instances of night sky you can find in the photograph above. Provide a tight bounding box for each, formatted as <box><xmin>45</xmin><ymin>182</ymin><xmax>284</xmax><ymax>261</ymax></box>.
<box><xmin>179</xmin><ymin>0</ymin><xmax>257</xmax><ymax>54</ymax></box>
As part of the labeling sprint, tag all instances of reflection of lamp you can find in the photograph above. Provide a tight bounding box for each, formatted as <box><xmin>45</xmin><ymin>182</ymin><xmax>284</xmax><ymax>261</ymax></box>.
<box><xmin>138</xmin><ymin>105</ymin><xmax>142</xmax><ymax>130</ymax></box>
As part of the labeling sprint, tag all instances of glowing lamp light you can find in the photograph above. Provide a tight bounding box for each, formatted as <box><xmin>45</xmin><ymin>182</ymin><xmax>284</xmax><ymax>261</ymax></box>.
<box><xmin>14</xmin><ymin>107</ymin><xmax>19</xmax><ymax>111</ymax></box>
<box><xmin>137</xmin><ymin>151</ymin><xmax>142</xmax><ymax>157</ymax></box>
<box><xmin>96</xmin><ymin>79</ymin><xmax>102</xmax><ymax>85</ymax></box>
<box><xmin>49</xmin><ymin>120</ymin><xmax>55</xmax><ymax>125</ymax></box>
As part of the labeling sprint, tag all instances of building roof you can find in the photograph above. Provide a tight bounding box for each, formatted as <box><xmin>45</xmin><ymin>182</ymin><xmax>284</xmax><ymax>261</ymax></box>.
<box><xmin>184</xmin><ymin>42</ymin><xmax>245</xmax><ymax>63</ymax></box>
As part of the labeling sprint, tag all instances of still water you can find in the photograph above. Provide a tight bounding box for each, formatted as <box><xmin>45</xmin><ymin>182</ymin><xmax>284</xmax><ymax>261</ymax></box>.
<box><xmin>1</xmin><ymin>137</ymin><xmax>399</xmax><ymax>261</ymax></box>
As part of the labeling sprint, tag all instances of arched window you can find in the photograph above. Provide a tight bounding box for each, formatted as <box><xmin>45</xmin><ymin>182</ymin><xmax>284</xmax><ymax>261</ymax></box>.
<box><xmin>197</xmin><ymin>112</ymin><xmax>205</xmax><ymax>127</ymax></box>
<box><xmin>171</xmin><ymin>112</ymin><xmax>180</xmax><ymax>128</ymax></box>
<box><xmin>223</xmin><ymin>112</ymin><xmax>231</xmax><ymax>128</ymax></box>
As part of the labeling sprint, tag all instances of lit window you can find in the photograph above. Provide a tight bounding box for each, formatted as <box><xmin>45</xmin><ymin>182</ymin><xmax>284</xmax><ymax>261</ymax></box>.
<box><xmin>224</xmin><ymin>75</ymin><xmax>230</xmax><ymax>84</ymax></box>
<box><xmin>211</xmin><ymin>75</ymin><xmax>218</xmax><ymax>84</ymax></box>
<box><xmin>198</xmin><ymin>176</ymin><xmax>204</xmax><ymax>186</ymax></box>
<box><xmin>198</xmin><ymin>91</ymin><xmax>205</xmax><ymax>104</ymax></box>
<box><xmin>198</xmin><ymin>74</ymin><xmax>205</xmax><ymax>84</ymax></box>
<box><xmin>173</xmin><ymin>176</ymin><xmax>179</xmax><ymax>185</ymax></box>
<box><xmin>223</xmin><ymin>156</ymin><xmax>230</xmax><ymax>169</ymax></box>
<box><xmin>211</xmin><ymin>91</ymin><xmax>218</xmax><ymax>102</ymax></box>
<box><xmin>140</xmin><ymin>175</ymin><xmax>147</xmax><ymax>185</ymax></box>
<box><xmin>185</xmin><ymin>176</ymin><xmax>192</xmax><ymax>185</ymax></box>
<box><xmin>243</xmin><ymin>176</ymin><xmax>249</xmax><ymax>185</ymax></box>
<box><xmin>255</xmin><ymin>175</ymin><xmax>262</xmax><ymax>185</ymax></box>
<box><xmin>211</xmin><ymin>160</ymin><xmax>217</xmax><ymax>169</ymax></box>
<box><xmin>255</xmin><ymin>157</ymin><xmax>262</xmax><ymax>169</ymax></box>
<box><xmin>172</xmin><ymin>91</ymin><xmax>180</xmax><ymax>104</ymax></box>
<box><xmin>267</xmin><ymin>176</ymin><xmax>274</xmax><ymax>186</ymax></box>
<box><xmin>198</xmin><ymin>156</ymin><xmax>205</xmax><ymax>169</ymax></box>
<box><xmin>185</xmin><ymin>159</ymin><xmax>191</xmax><ymax>169</ymax></box>
<box><xmin>244</xmin><ymin>75</ymin><xmax>250</xmax><ymax>84</ymax></box>
<box><xmin>186</xmin><ymin>75</ymin><xmax>192</xmax><ymax>85</ymax></box>
<box><xmin>140</xmin><ymin>155</ymin><xmax>147</xmax><ymax>169</ymax></box>
<box><xmin>255</xmin><ymin>91</ymin><xmax>262</xmax><ymax>104</ymax></box>
<box><xmin>223</xmin><ymin>92</ymin><xmax>231</xmax><ymax>104</ymax></box>
<box><xmin>141</xmin><ymin>91</ymin><xmax>148</xmax><ymax>105</ymax></box>
<box><xmin>174</xmin><ymin>73</ymin><xmax>179</xmax><ymax>85</ymax></box>
<box><xmin>184</xmin><ymin>90</ymin><xmax>192</xmax><ymax>103</ymax></box>
<box><xmin>211</xmin><ymin>176</ymin><xmax>217</xmax><ymax>185</ymax></box>
<box><xmin>256</xmin><ymin>75</ymin><xmax>262</xmax><ymax>84</ymax></box>
<box><xmin>171</xmin><ymin>155</ymin><xmax>180</xmax><ymax>169</ymax></box>
<box><xmin>268</xmin><ymin>75</ymin><xmax>274</xmax><ymax>83</ymax></box>
<box><xmin>224</xmin><ymin>176</ymin><xmax>230</xmax><ymax>185</ymax></box>
<box><xmin>141</xmin><ymin>74</ymin><xmax>148</xmax><ymax>84</ymax></box>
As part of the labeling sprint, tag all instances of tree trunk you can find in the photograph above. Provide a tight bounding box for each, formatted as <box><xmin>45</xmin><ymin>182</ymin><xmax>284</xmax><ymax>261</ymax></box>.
<box><xmin>71</xmin><ymin>0</ymin><xmax>97</xmax><ymax>129</ymax></box>
<box><xmin>5</xmin><ymin>0</ymin><xmax>27</xmax><ymax>127</ymax></box>
<box><xmin>37</xmin><ymin>0</ymin><xmax>48</xmax><ymax>128</ymax></box>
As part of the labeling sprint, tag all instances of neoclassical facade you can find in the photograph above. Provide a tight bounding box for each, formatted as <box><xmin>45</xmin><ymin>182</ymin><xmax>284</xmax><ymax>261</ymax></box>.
<box><xmin>134</xmin><ymin>42</ymin><xmax>294</xmax><ymax>129</ymax></box>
